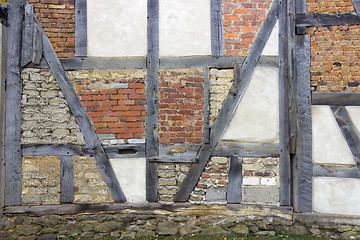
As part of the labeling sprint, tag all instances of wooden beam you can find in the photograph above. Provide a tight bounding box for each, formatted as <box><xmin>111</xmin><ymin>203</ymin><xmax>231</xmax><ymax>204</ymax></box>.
<box><xmin>75</xmin><ymin>0</ymin><xmax>87</xmax><ymax>57</ymax></box>
<box><xmin>331</xmin><ymin>106</ymin><xmax>360</xmax><ymax>168</ymax></box>
<box><xmin>37</xmin><ymin>15</ymin><xmax>126</xmax><ymax>202</ymax></box>
<box><xmin>293</xmin><ymin>35</ymin><xmax>312</xmax><ymax>213</ymax></box>
<box><xmin>60</xmin><ymin>156</ymin><xmax>74</xmax><ymax>203</ymax></box>
<box><xmin>174</xmin><ymin>1</ymin><xmax>279</xmax><ymax>202</ymax></box>
<box><xmin>21</xmin><ymin>3</ymin><xmax>33</xmax><ymax>67</ymax></box>
<box><xmin>227</xmin><ymin>156</ymin><xmax>242</xmax><ymax>204</ymax></box>
<box><xmin>0</xmin><ymin>22</ymin><xmax>6</xmax><ymax>218</ymax></box>
<box><xmin>103</xmin><ymin>144</ymin><xmax>145</xmax><ymax>158</ymax></box>
<box><xmin>32</xmin><ymin>23</ymin><xmax>42</xmax><ymax>65</ymax></box>
<box><xmin>22</xmin><ymin>144</ymin><xmax>93</xmax><ymax>156</ymax></box>
<box><xmin>213</xmin><ymin>142</ymin><xmax>280</xmax><ymax>157</ymax></box>
<box><xmin>312</xmin><ymin>92</ymin><xmax>360</xmax><ymax>106</ymax></box>
<box><xmin>353</xmin><ymin>0</ymin><xmax>360</xmax><ymax>15</ymax></box>
<box><xmin>313</xmin><ymin>163</ymin><xmax>360</xmax><ymax>179</ymax></box>
<box><xmin>4</xmin><ymin>0</ymin><xmax>24</xmax><ymax>207</ymax></box>
<box><xmin>210</xmin><ymin>0</ymin><xmax>223</xmax><ymax>56</ymax></box>
<box><xmin>296</xmin><ymin>12</ymin><xmax>360</xmax><ymax>27</ymax></box>
<box><xmin>203</xmin><ymin>68</ymin><xmax>210</xmax><ymax>144</ymax></box>
<box><xmin>146</xmin><ymin>0</ymin><xmax>159</xmax><ymax>202</ymax></box>
<box><xmin>278</xmin><ymin>0</ymin><xmax>292</xmax><ymax>206</ymax></box>
<box><xmin>149</xmin><ymin>156</ymin><xmax>198</xmax><ymax>163</ymax></box>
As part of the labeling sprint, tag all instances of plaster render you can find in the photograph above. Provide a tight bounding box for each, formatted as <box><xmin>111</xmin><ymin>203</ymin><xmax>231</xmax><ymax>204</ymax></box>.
<box><xmin>313</xmin><ymin>177</ymin><xmax>360</xmax><ymax>216</ymax></box>
<box><xmin>312</xmin><ymin>105</ymin><xmax>355</xmax><ymax>165</ymax></box>
<box><xmin>221</xmin><ymin>66</ymin><xmax>279</xmax><ymax>143</ymax></box>
<box><xmin>110</xmin><ymin>158</ymin><xmax>146</xmax><ymax>203</ymax></box>
<box><xmin>159</xmin><ymin>0</ymin><xmax>211</xmax><ymax>57</ymax></box>
<box><xmin>87</xmin><ymin>0</ymin><xmax>147</xmax><ymax>57</ymax></box>
<box><xmin>262</xmin><ymin>21</ymin><xmax>279</xmax><ymax>56</ymax></box>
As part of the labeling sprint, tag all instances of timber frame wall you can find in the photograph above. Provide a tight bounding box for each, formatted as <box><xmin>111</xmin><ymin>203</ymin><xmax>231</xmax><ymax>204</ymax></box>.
<box><xmin>2</xmin><ymin>0</ymin><xmax>360</xmax><ymax>215</ymax></box>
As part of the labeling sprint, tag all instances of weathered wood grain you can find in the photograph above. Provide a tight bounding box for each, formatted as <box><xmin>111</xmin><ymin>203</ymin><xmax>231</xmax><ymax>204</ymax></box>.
<box><xmin>331</xmin><ymin>106</ymin><xmax>360</xmax><ymax>169</ymax></box>
<box><xmin>313</xmin><ymin>163</ymin><xmax>360</xmax><ymax>179</ymax></box>
<box><xmin>175</xmin><ymin>1</ymin><xmax>279</xmax><ymax>202</ymax></box>
<box><xmin>210</xmin><ymin>0</ymin><xmax>223</xmax><ymax>56</ymax></box>
<box><xmin>22</xmin><ymin>144</ymin><xmax>92</xmax><ymax>156</ymax></box>
<box><xmin>0</xmin><ymin>22</ymin><xmax>6</xmax><ymax>217</ymax></box>
<box><xmin>103</xmin><ymin>144</ymin><xmax>145</xmax><ymax>158</ymax></box>
<box><xmin>4</xmin><ymin>0</ymin><xmax>24</xmax><ymax>207</ymax></box>
<box><xmin>60</xmin><ymin>156</ymin><xmax>74</xmax><ymax>203</ymax></box>
<box><xmin>213</xmin><ymin>142</ymin><xmax>280</xmax><ymax>157</ymax></box>
<box><xmin>75</xmin><ymin>0</ymin><xmax>87</xmax><ymax>57</ymax></box>
<box><xmin>312</xmin><ymin>92</ymin><xmax>360</xmax><ymax>106</ymax></box>
<box><xmin>149</xmin><ymin>156</ymin><xmax>198</xmax><ymax>163</ymax></box>
<box><xmin>293</xmin><ymin>35</ymin><xmax>312</xmax><ymax>213</ymax></box>
<box><xmin>203</xmin><ymin>68</ymin><xmax>210</xmax><ymax>144</ymax></box>
<box><xmin>296</xmin><ymin>12</ymin><xmax>360</xmax><ymax>27</ymax></box>
<box><xmin>146</xmin><ymin>0</ymin><xmax>159</xmax><ymax>202</ymax></box>
<box><xmin>227</xmin><ymin>157</ymin><xmax>242</xmax><ymax>203</ymax></box>
<box><xmin>353</xmin><ymin>0</ymin><xmax>360</xmax><ymax>15</ymax></box>
<box><xmin>37</xmin><ymin>15</ymin><xmax>126</xmax><ymax>202</ymax></box>
<box><xmin>32</xmin><ymin>23</ymin><xmax>42</xmax><ymax>65</ymax></box>
<box><xmin>21</xmin><ymin>3</ymin><xmax>33</xmax><ymax>67</ymax></box>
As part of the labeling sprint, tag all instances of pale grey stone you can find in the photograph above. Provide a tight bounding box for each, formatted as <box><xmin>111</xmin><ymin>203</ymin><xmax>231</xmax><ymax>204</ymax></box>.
<box><xmin>205</xmin><ymin>186</ymin><xmax>226</xmax><ymax>202</ymax></box>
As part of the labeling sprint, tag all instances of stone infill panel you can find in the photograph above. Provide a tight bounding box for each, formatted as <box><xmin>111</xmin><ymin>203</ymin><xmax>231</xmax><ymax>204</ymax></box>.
<box><xmin>29</xmin><ymin>0</ymin><xmax>76</xmax><ymax>58</ymax></box>
<box><xmin>159</xmin><ymin>69</ymin><xmax>204</xmax><ymax>144</ymax></box>
<box><xmin>307</xmin><ymin>25</ymin><xmax>360</xmax><ymax>92</ymax></box>
<box><xmin>70</xmin><ymin>69</ymin><xmax>147</xmax><ymax>145</ymax></box>
<box><xmin>223</xmin><ymin>0</ymin><xmax>273</xmax><ymax>56</ymax></box>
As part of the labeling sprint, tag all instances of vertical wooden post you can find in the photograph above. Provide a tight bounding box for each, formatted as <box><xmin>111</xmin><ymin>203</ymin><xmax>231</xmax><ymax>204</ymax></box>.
<box><xmin>60</xmin><ymin>156</ymin><xmax>74</xmax><ymax>203</ymax></box>
<box><xmin>75</xmin><ymin>0</ymin><xmax>87</xmax><ymax>57</ymax></box>
<box><xmin>203</xmin><ymin>68</ymin><xmax>210</xmax><ymax>144</ymax></box>
<box><xmin>211</xmin><ymin>0</ymin><xmax>223</xmax><ymax>56</ymax></box>
<box><xmin>4</xmin><ymin>0</ymin><xmax>24</xmax><ymax>207</ymax></box>
<box><xmin>0</xmin><ymin>21</ymin><xmax>7</xmax><ymax>217</ymax></box>
<box><xmin>146</xmin><ymin>0</ymin><xmax>159</xmax><ymax>202</ymax></box>
<box><xmin>227</xmin><ymin>156</ymin><xmax>242</xmax><ymax>203</ymax></box>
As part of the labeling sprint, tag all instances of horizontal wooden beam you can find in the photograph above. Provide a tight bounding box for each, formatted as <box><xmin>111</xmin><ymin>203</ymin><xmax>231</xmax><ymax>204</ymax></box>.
<box><xmin>103</xmin><ymin>144</ymin><xmax>145</xmax><ymax>158</ymax></box>
<box><xmin>312</xmin><ymin>92</ymin><xmax>360</xmax><ymax>106</ymax></box>
<box><xmin>22</xmin><ymin>144</ymin><xmax>92</xmax><ymax>156</ymax></box>
<box><xmin>25</xmin><ymin>56</ymin><xmax>279</xmax><ymax>71</ymax></box>
<box><xmin>149</xmin><ymin>156</ymin><xmax>198</xmax><ymax>163</ymax></box>
<box><xmin>213</xmin><ymin>142</ymin><xmax>280</xmax><ymax>157</ymax></box>
<box><xmin>313</xmin><ymin>163</ymin><xmax>360</xmax><ymax>178</ymax></box>
<box><xmin>296</xmin><ymin>12</ymin><xmax>360</xmax><ymax>27</ymax></box>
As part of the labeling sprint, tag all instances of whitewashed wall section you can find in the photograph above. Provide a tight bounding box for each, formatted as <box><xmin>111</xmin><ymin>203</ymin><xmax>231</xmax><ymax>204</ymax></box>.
<box><xmin>87</xmin><ymin>0</ymin><xmax>211</xmax><ymax>57</ymax></box>
<box><xmin>312</xmin><ymin>105</ymin><xmax>360</xmax><ymax>216</ymax></box>
<box><xmin>221</xmin><ymin>66</ymin><xmax>280</xmax><ymax>143</ymax></box>
<box><xmin>110</xmin><ymin>158</ymin><xmax>146</xmax><ymax>203</ymax></box>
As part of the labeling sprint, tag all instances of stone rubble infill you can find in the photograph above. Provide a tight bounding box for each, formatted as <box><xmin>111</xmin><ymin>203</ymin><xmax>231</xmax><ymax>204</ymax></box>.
<box><xmin>1</xmin><ymin>205</ymin><xmax>360</xmax><ymax>239</ymax></box>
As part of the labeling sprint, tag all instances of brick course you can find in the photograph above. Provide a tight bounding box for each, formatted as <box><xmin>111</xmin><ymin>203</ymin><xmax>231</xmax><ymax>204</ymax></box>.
<box><xmin>307</xmin><ymin>0</ymin><xmax>355</xmax><ymax>13</ymax></box>
<box><xmin>159</xmin><ymin>69</ymin><xmax>204</xmax><ymax>144</ymax></box>
<box><xmin>29</xmin><ymin>0</ymin><xmax>75</xmax><ymax>57</ymax></box>
<box><xmin>223</xmin><ymin>0</ymin><xmax>273</xmax><ymax>56</ymax></box>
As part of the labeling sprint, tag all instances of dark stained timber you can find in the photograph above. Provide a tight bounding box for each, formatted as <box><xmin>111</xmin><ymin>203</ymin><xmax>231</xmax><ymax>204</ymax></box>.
<box><xmin>60</xmin><ymin>156</ymin><xmax>74</xmax><ymax>203</ymax></box>
<box><xmin>21</xmin><ymin>3</ymin><xmax>33</xmax><ymax>67</ymax></box>
<box><xmin>296</xmin><ymin>12</ymin><xmax>360</xmax><ymax>27</ymax></box>
<box><xmin>331</xmin><ymin>106</ymin><xmax>360</xmax><ymax>169</ymax></box>
<box><xmin>32</xmin><ymin>24</ymin><xmax>42</xmax><ymax>65</ymax></box>
<box><xmin>293</xmin><ymin>35</ymin><xmax>312</xmax><ymax>213</ymax></box>
<box><xmin>313</xmin><ymin>163</ymin><xmax>360</xmax><ymax>179</ymax></box>
<box><xmin>211</xmin><ymin>0</ymin><xmax>223</xmax><ymax>56</ymax></box>
<box><xmin>75</xmin><ymin>0</ymin><xmax>87</xmax><ymax>57</ymax></box>
<box><xmin>203</xmin><ymin>68</ymin><xmax>210</xmax><ymax>144</ymax></box>
<box><xmin>37</xmin><ymin>15</ymin><xmax>126</xmax><ymax>202</ymax></box>
<box><xmin>312</xmin><ymin>92</ymin><xmax>360</xmax><ymax>106</ymax></box>
<box><xmin>353</xmin><ymin>0</ymin><xmax>360</xmax><ymax>15</ymax></box>
<box><xmin>146</xmin><ymin>0</ymin><xmax>159</xmax><ymax>202</ymax></box>
<box><xmin>175</xmin><ymin>1</ymin><xmax>279</xmax><ymax>202</ymax></box>
<box><xmin>4</xmin><ymin>0</ymin><xmax>24</xmax><ymax>206</ymax></box>
<box><xmin>227</xmin><ymin>157</ymin><xmax>242</xmax><ymax>203</ymax></box>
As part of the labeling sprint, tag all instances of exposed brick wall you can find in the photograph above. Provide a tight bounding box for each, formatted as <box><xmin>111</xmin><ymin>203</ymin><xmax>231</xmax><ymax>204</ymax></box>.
<box><xmin>159</xmin><ymin>69</ymin><xmax>204</xmax><ymax>144</ymax></box>
<box><xmin>223</xmin><ymin>0</ymin><xmax>273</xmax><ymax>56</ymax></box>
<box><xmin>69</xmin><ymin>70</ymin><xmax>146</xmax><ymax>144</ymax></box>
<box><xmin>307</xmin><ymin>25</ymin><xmax>360</xmax><ymax>92</ymax></box>
<box><xmin>29</xmin><ymin>0</ymin><xmax>75</xmax><ymax>57</ymax></box>
<box><xmin>307</xmin><ymin>0</ymin><xmax>355</xmax><ymax>13</ymax></box>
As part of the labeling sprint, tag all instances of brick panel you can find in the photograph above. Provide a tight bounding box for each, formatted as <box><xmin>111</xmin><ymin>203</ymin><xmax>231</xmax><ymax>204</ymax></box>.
<box><xmin>159</xmin><ymin>69</ymin><xmax>204</xmax><ymax>144</ymax></box>
<box><xmin>29</xmin><ymin>0</ymin><xmax>75</xmax><ymax>57</ymax></box>
<box><xmin>307</xmin><ymin>25</ymin><xmax>360</xmax><ymax>92</ymax></box>
<box><xmin>307</xmin><ymin>0</ymin><xmax>355</xmax><ymax>13</ymax></box>
<box><xmin>222</xmin><ymin>0</ymin><xmax>273</xmax><ymax>56</ymax></box>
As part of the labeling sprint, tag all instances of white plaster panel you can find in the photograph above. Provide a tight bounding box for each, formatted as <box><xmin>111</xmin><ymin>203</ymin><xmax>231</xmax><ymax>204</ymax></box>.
<box><xmin>221</xmin><ymin>66</ymin><xmax>279</xmax><ymax>143</ymax></box>
<box><xmin>159</xmin><ymin>0</ymin><xmax>211</xmax><ymax>57</ymax></box>
<box><xmin>346</xmin><ymin>106</ymin><xmax>360</xmax><ymax>135</ymax></box>
<box><xmin>262</xmin><ymin>21</ymin><xmax>278</xmax><ymax>56</ymax></box>
<box><xmin>312</xmin><ymin>105</ymin><xmax>355</xmax><ymax>165</ymax></box>
<box><xmin>110</xmin><ymin>158</ymin><xmax>146</xmax><ymax>203</ymax></box>
<box><xmin>87</xmin><ymin>0</ymin><xmax>147</xmax><ymax>57</ymax></box>
<box><xmin>313</xmin><ymin>177</ymin><xmax>360</xmax><ymax>216</ymax></box>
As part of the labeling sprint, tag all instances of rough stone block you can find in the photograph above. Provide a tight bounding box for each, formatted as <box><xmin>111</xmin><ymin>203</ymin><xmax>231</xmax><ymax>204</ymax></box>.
<box><xmin>205</xmin><ymin>186</ymin><xmax>227</xmax><ymax>202</ymax></box>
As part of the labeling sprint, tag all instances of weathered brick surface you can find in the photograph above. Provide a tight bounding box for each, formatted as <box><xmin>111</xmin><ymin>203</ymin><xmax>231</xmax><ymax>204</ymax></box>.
<box><xmin>307</xmin><ymin>0</ymin><xmax>355</xmax><ymax>13</ymax></box>
<box><xmin>159</xmin><ymin>69</ymin><xmax>204</xmax><ymax>144</ymax></box>
<box><xmin>22</xmin><ymin>156</ymin><xmax>61</xmax><ymax>205</ymax></box>
<box><xmin>29</xmin><ymin>0</ymin><xmax>75</xmax><ymax>57</ymax></box>
<box><xmin>69</xmin><ymin>69</ymin><xmax>146</xmax><ymax>144</ymax></box>
<box><xmin>21</xmin><ymin>68</ymin><xmax>84</xmax><ymax>145</ymax></box>
<box><xmin>73</xmin><ymin>156</ymin><xmax>113</xmax><ymax>203</ymax></box>
<box><xmin>223</xmin><ymin>0</ymin><xmax>273</xmax><ymax>56</ymax></box>
<box><xmin>307</xmin><ymin>25</ymin><xmax>360</xmax><ymax>92</ymax></box>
